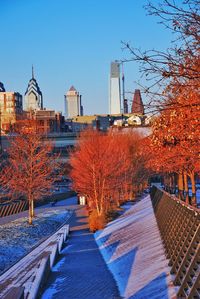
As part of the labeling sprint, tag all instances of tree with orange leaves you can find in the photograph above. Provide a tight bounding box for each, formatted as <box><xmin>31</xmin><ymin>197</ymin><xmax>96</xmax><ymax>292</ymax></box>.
<box><xmin>122</xmin><ymin>0</ymin><xmax>200</xmax><ymax>207</ymax></box>
<box><xmin>0</xmin><ymin>120</ymin><xmax>58</xmax><ymax>224</ymax></box>
<box><xmin>148</xmin><ymin>81</ymin><xmax>200</xmax><ymax>206</ymax></box>
<box><xmin>70</xmin><ymin>128</ymin><xmax>151</xmax><ymax>230</ymax></box>
<box><xmin>110</xmin><ymin>131</ymin><xmax>151</xmax><ymax>201</ymax></box>
<box><xmin>70</xmin><ymin>129</ymin><xmax>126</xmax><ymax>217</ymax></box>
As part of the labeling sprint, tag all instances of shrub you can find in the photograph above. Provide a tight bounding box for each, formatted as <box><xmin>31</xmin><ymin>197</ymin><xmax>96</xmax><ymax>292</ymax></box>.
<box><xmin>88</xmin><ymin>210</ymin><xmax>106</xmax><ymax>232</ymax></box>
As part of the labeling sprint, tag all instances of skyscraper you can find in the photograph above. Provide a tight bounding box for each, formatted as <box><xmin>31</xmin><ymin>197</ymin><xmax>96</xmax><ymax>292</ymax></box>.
<box><xmin>24</xmin><ymin>66</ymin><xmax>43</xmax><ymax>111</ymax></box>
<box><xmin>0</xmin><ymin>82</ymin><xmax>5</xmax><ymax>92</ymax></box>
<box><xmin>131</xmin><ymin>89</ymin><xmax>144</xmax><ymax>115</ymax></box>
<box><xmin>109</xmin><ymin>62</ymin><xmax>121</xmax><ymax>114</ymax></box>
<box><xmin>65</xmin><ymin>86</ymin><xmax>83</xmax><ymax>119</ymax></box>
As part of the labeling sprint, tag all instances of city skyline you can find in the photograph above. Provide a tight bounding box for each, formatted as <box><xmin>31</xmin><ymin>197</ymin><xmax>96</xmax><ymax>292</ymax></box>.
<box><xmin>0</xmin><ymin>0</ymin><xmax>173</xmax><ymax>115</ymax></box>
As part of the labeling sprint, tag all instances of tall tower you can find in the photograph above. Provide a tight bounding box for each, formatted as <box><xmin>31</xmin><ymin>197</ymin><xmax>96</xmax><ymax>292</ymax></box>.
<box><xmin>65</xmin><ymin>86</ymin><xmax>82</xmax><ymax>119</ymax></box>
<box><xmin>131</xmin><ymin>89</ymin><xmax>144</xmax><ymax>115</ymax></box>
<box><xmin>24</xmin><ymin>66</ymin><xmax>43</xmax><ymax>111</ymax></box>
<box><xmin>109</xmin><ymin>62</ymin><xmax>121</xmax><ymax>114</ymax></box>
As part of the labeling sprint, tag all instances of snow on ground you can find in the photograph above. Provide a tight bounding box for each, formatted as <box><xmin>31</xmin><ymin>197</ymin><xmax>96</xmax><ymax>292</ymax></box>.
<box><xmin>0</xmin><ymin>209</ymin><xmax>71</xmax><ymax>274</ymax></box>
<box><xmin>95</xmin><ymin>195</ymin><xmax>177</xmax><ymax>299</ymax></box>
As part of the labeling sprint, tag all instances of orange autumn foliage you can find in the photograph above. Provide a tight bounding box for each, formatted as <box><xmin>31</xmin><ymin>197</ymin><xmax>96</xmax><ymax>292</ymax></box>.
<box><xmin>0</xmin><ymin>120</ymin><xmax>58</xmax><ymax>224</ymax></box>
<box><xmin>70</xmin><ymin>128</ymin><xmax>151</xmax><ymax>228</ymax></box>
<box><xmin>148</xmin><ymin>82</ymin><xmax>200</xmax><ymax>206</ymax></box>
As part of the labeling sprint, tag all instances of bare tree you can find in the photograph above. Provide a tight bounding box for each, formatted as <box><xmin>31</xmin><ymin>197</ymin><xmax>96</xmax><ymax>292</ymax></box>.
<box><xmin>122</xmin><ymin>0</ymin><xmax>200</xmax><ymax>113</ymax></box>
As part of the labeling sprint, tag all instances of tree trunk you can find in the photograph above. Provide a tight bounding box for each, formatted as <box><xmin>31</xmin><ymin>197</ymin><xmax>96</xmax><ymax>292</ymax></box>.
<box><xmin>190</xmin><ymin>171</ymin><xmax>197</xmax><ymax>207</ymax></box>
<box><xmin>31</xmin><ymin>199</ymin><xmax>35</xmax><ymax>218</ymax></box>
<box><xmin>183</xmin><ymin>172</ymin><xmax>189</xmax><ymax>204</ymax></box>
<box><xmin>164</xmin><ymin>175</ymin><xmax>169</xmax><ymax>192</ymax></box>
<box><xmin>169</xmin><ymin>174</ymin><xmax>173</xmax><ymax>194</ymax></box>
<box><xmin>178</xmin><ymin>172</ymin><xmax>184</xmax><ymax>201</ymax></box>
<box><xmin>172</xmin><ymin>173</ymin><xmax>177</xmax><ymax>194</ymax></box>
<box><xmin>116</xmin><ymin>190</ymin><xmax>120</xmax><ymax>207</ymax></box>
<box><xmin>28</xmin><ymin>199</ymin><xmax>33</xmax><ymax>225</ymax></box>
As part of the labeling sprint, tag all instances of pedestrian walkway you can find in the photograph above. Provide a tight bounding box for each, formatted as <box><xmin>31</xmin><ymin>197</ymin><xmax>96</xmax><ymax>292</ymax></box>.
<box><xmin>40</xmin><ymin>206</ymin><xmax>120</xmax><ymax>299</ymax></box>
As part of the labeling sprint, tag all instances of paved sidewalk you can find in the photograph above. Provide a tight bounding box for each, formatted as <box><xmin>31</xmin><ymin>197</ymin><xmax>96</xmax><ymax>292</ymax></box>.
<box><xmin>40</xmin><ymin>206</ymin><xmax>121</xmax><ymax>299</ymax></box>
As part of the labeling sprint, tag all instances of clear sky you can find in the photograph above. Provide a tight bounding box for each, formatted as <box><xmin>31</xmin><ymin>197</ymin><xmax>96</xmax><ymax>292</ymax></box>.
<box><xmin>0</xmin><ymin>0</ymin><xmax>172</xmax><ymax>115</ymax></box>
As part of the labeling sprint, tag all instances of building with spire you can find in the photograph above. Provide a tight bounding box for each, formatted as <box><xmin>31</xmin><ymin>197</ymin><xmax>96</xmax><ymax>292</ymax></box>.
<box><xmin>24</xmin><ymin>66</ymin><xmax>43</xmax><ymax>111</ymax></box>
<box><xmin>64</xmin><ymin>86</ymin><xmax>83</xmax><ymax>119</ymax></box>
<box><xmin>109</xmin><ymin>61</ymin><xmax>121</xmax><ymax>114</ymax></box>
<box><xmin>0</xmin><ymin>82</ymin><xmax>5</xmax><ymax>92</ymax></box>
<box><xmin>131</xmin><ymin>89</ymin><xmax>144</xmax><ymax>115</ymax></box>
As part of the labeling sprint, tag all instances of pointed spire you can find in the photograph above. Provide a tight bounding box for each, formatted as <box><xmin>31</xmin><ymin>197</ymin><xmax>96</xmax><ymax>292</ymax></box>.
<box><xmin>131</xmin><ymin>89</ymin><xmax>144</xmax><ymax>115</ymax></box>
<box><xmin>32</xmin><ymin>65</ymin><xmax>34</xmax><ymax>79</ymax></box>
<box><xmin>69</xmin><ymin>85</ymin><xmax>77</xmax><ymax>92</ymax></box>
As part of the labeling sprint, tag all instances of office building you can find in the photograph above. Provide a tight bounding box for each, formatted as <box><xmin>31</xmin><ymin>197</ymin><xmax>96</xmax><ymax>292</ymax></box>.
<box><xmin>65</xmin><ymin>86</ymin><xmax>83</xmax><ymax>119</ymax></box>
<box><xmin>0</xmin><ymin>89</ymin><xmax>23</xmax><ymax>133</ymax></box>
<box><xmin>24</xmin><ymin>67</ymin><xmax>43</xmax><ymax>111</ymax></box>
<box><xmin>0</xmin><ymin>82</ymin><xmax>5</xmax><ymax>92</ymax></box>
<box><xmin>109</xmin><ymin>62</ymin><xmax>121</xmax><ymax>114</ymax></box>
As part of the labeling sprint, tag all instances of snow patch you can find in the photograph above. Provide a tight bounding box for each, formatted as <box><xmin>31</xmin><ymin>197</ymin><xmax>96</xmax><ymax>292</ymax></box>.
<box><xmin>0</xmin><ymin>209</ymin><xmax>71</xmax><ymax>274</ymax></box>
<box><xmin>95</xmin><ymin>195</ymin><xmax>176</xmax><ymax>299</ymax></box>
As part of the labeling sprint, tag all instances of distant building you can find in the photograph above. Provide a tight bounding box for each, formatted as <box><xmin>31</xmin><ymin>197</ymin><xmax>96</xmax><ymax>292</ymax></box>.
<box><xmin>0</xmin><ymin>82</ymin><xmax>5</xmax><ymax>92</ymax></box>
<box><xmin>24</xmin><ymin>66</ymin><xmax>43</xmax><ymax>111</ymax></box>
<box><xmin>131</xmin><ymin>89</ymin><xmax>144</xmax><ymax>115</ymax></box>
<box><xmin>71</xmin><ymin>114</ymin><xmax>110</xmax><ymax>132</ymax></box>
<box><xmin>123</xmin><ymin>98</ymin><xmax>128</xmax><ymax>114</ymax></box>
<box><xmin>127</xmin><ymin>115</ymin><xmax>142</xmax><ymax>126</ymax></box>
<box><xmin>109</xmin><ymin>62</ymin><xmax>121</xmax><ymax>114</ymax></box>
<box><xmin>65</xmin><ymin>86</ymin><xmax>83</xmax><ymax>119</ymax></box>
<box><xmin>28</xmin><ymin>109</ymin><xmax>63</xmax><ymax>134</ymax></box>
<box><xmin>80</xmin><ymin>95</ymin><xmax>84</xmax><ymax>116</ymax></box>
<box><xmin>0</xmin><ymin>90</ymin><xmax>23</xmax><ymax>133</ymax></box>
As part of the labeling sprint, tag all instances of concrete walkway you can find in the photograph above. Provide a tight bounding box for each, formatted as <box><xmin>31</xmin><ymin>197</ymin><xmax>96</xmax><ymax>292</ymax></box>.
<box><xmin>40</xmin><ymin>206</ymin><xmax>121</xmax><ymax>299</ymax></box>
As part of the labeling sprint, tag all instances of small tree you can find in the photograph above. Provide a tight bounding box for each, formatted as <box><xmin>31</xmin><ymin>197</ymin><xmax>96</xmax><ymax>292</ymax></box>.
<box><xmin>70</xmin><ymin>129</ymin><xmax>151</xmax><ymax>230</ymax></box>
<box><xmin>0</xmin><ymin>120</ymin><xmax>57</xmax><ymax>224</ymax></box>
<box><xmin>70</xmin><ymin>129</ymin><xmax>125</xmax><ymax>217</ymax></box>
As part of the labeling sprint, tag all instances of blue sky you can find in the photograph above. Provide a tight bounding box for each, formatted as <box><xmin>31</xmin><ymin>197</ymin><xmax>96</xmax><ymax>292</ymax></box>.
<box><xmin>0</xmin><ymin>0</ymin><xmax>172</xmax><ymax>114</ymax></box>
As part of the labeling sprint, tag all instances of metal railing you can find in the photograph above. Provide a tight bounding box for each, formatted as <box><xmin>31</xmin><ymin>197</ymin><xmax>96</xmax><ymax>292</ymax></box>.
<box><xmin>0</xmin><ymin>200</ymin><xmax>27</xmax><ymax>218</ymax></box>
<box><xmin>150</xmin><ymin>186</ymin><xmax>200</xmax><ymax>299</ymax></box>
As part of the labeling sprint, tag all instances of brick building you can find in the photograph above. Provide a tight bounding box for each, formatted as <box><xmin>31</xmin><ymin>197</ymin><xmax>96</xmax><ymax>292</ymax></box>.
<box><xmin>0</xmin><ymin>86</ymin><xmax>23</xmax><ymax>133</ymax></box>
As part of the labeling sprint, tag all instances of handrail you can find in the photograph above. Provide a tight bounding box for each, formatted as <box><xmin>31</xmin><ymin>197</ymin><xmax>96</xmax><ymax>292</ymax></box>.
<box><xmin>0</xmin><ymin>224</ymin><xmax>70</xmax><ymax>299</ymax></box>
<box><xmin>0</xmin><ymin>200</ymin><xmax>27</xmax><ymax>217</ymax></box>
<box><xmin>150</xmin><ymin>186</ymin><xmax>200</xmax><ymax>299</ymax></box>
